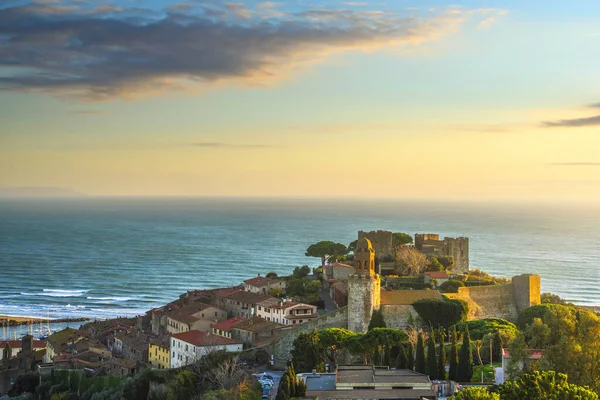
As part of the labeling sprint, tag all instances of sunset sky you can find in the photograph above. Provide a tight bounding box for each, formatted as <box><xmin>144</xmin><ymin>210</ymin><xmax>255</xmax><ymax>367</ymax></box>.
<box><xmin>1</xmin><ymin>0</ymin><xmax>599</xmax><ymax>200</ymax></box>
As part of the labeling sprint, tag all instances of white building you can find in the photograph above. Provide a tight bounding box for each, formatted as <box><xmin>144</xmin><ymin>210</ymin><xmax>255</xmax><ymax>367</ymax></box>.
<box><xmin>0</xmin><ymin>339</ymin><xmax>46</xmax><ymax>360</ymax></box>
<box><xmin>170</xmin><ymin>330</ymin><xmax>243</xmax><ymax>368</ymax></box>
<box><xmin>255</xmin><ymin>299</ymin><xmax>318</xmax><ymax>325</ymax></box>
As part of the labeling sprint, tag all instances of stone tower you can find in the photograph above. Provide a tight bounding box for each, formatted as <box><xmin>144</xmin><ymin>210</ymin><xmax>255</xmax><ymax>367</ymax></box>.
<box><xmin>348</xmin><ymin>238</ymin><xmax>380</xmax><ymax>333</ymax></box>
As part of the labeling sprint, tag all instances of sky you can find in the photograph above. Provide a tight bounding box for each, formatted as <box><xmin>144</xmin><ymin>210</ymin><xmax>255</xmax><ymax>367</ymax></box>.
<box><xmin>1</xmin><ymin>0</ymin><xmax>600</xmax><ymax>200</ymax></box>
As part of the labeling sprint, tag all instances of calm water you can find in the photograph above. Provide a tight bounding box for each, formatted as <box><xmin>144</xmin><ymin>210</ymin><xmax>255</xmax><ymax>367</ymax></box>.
<box><xmin>1</xmin><ymin>197</ymin><xmax>599</xmax><ymax>329</ymax></box>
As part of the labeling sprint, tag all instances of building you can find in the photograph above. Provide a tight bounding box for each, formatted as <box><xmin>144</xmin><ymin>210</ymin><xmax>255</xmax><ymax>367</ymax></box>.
<box><xmin>44</xmin><ymin>328</ymin><xmax>86</xmax><ymax>363</ymax></box>
<box><xmin>347</xmin><ymin>237</ymin><xmax>380</xmax><ymax>333</ymax></box>
<box><xmin>211</xmin><ymin>317</ymin><xmax>246</xmax><ymax>339</ymax></box>
<box><xmin>414</xmin><ymin>233</ymin><xmax>469</xmax><ymax>274</ymax></box>
<box><xmin>166</xmin><ymin>303</ymin><xmax>228</xmax><ymax>334</ymax></box>
<box><xmin>231</xmin><ymin>317</ymin><xmax>283</xmax><ymax>347</ymax></box>
<box><xmin>0</xmin><ymin>339</ymin><xmax>46</xmax><ymax>360</ymax></box>
<box><xmin>330</xmin><ymin>282</ymin><xmax>348</xmax><ymax>308</ymax></box>
<box><xmin>304</xmin><ymin>365</ymin><xmax>435</xmax><ymax>400</ymax></box>
<box><xmin>357</xmin><ymin>230</ymin><xmax>394</xmax><ymax>260</ymax></box>
<box><xmin>170</xmin><ymin>331</ymin><xmax>243</xmax><ymax>368</ymax></box>
<box><xmin>323</xmin><ymin>263</ymin><xmax>354</xmax><ymax>283</ymax></box>
<box><xmin>243</xmin><ymin>275</ymin><xmax>286</xmax><ymax>294</ymax></box>
<box><xmin>219</xmin><ymin>291</ymin><xmax>276</xmax><ymax>318</ymax></box>
<box><xmin>256</xmin><ymin>299</ymin><xmax>317</xmax><ymax>325</ymax></box>
<box><xmin>148</xmin><ymin>337</ymin><xmax>171</xmax><ymax>370</ymax></box>
<box><xmin>499</xmin><ymin>348</ymin><xmax>544</xmax><ymax>384</ymax></box>
<box><xmin>423</xmin><ymin>271</ymin><xmax>449</xmax><ymax>287</ymax></box>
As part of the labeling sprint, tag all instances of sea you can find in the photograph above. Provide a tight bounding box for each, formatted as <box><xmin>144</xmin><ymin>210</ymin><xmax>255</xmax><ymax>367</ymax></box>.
<box><xmin>1</xmin><ymin>197</ymin><xmax>599</xmax><ymax>339</ymax></box>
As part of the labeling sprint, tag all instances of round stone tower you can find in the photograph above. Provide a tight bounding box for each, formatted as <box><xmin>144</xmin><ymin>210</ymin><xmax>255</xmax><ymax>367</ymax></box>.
<box><xmin>348</xmin><ymin>237</ymin><xmax>381</xmax><ymax>333</ymax></box>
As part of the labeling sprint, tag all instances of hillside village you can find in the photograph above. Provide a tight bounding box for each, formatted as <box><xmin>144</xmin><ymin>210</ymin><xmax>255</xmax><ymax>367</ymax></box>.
<box><xmin>1</xmin><ymin>230</ymin><xmax>546</xmax><ymax>399</ymax></box>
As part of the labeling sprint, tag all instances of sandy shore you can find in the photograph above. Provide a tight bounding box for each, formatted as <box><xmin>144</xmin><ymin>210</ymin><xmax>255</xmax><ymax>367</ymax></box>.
<box><xmin>0</xmin><ymin>315</ymin><xmax>90</xmax><ymax>326</ymax></box>
<box><xmin>0</xmin><ymin>315</ymin><xmax>44</xmax><ymax>323</ymax></box>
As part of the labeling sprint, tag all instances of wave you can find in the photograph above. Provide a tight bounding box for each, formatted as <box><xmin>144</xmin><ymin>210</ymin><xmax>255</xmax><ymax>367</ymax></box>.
<box><xmin>43</xmin><ymin>289</ymin><xmax>89</xmax><ymax>294</ymax></box>
<box><xmin>87</xmin><ymin>296</ymin><xmax>132</xmax><ymax>302</ymax></box>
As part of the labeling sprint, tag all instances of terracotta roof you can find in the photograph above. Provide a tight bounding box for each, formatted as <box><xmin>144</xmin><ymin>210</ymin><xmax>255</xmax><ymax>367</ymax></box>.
<box><xmin>379</xmin><ymin>289</ymin><xmax>442</xmax><ymax>305</ymax></box>
<box><xmin>211</xmin><ymin>317</ymin><xmax>246</xmax><ymax>332</ymax></box>
<box><xmin>215</xmin><ymin>288</ymin><xmax>243</xmax><ymax>298</ymax></box>
<box><xmin>232</xmin><ymin>317</ymin><xmax>283</xmax><ymax>332</ymax></box>
<box><xmin>172</xmin><ymin>330</ymin><xmax>241</xmax><ymax>347</ymax></box>
<box><xmin>0</xmin><ymin>340</ymin><xmax>46</xmax><ymax>349</ymax></box>
<box><xmin>324</xmin><ymin>263</ymin><xmax>354</xmax><ymax>269</ymax></box>
<box><xmin>225</xmin><ymin>291</ymin><xmax>275</xmax><ymax>304</ymax></box>
<box><xmin>424</xmin><ymin>271</ymin><xmax>449</xmax><ymax>279</ymax></box>
<box><xmin>244</xmin><ymin>276</ymin><xmax>281</xmax><ymax>287</ymax></box>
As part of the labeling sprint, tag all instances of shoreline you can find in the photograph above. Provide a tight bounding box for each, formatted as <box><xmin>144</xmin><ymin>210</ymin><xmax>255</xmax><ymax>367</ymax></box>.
<box><xmin>0</xmin><ymin>315</ymin><xmax>90</xmax><ymax>327</ymax></box>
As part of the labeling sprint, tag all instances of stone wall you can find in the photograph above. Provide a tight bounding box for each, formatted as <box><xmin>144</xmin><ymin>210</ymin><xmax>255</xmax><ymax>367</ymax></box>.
<box><xmin>358</xmin><ymin>230</ymin><xmax>394</xmax><ymax>259</ymax></box>
<box><xmin>414</xmin><ymin>234</ymin><xmax>469</xmax><ymax>274</ymax></box>
<box><xmin>446</xmin><ymin>284</ymin><xmax>518</xmax><ymax>321</ymax></box>
<box><xmin>380</xmin><ymin>305</ymin><xmax>419</xmax><ymax>329</ymax></box>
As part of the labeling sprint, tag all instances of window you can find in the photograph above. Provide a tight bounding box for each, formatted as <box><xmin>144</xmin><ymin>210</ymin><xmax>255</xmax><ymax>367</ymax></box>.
<box><xmin>214</xmin><ymin>311</ymin><xmax>217</xmax><ymax>317</ymax></box>
<box><xmin>202</xmin><ymin>313</ymin><xmax>205</xmax><ymax>317</ymax></box>
<box><xmin>185</xmin><ymin>344</ymin><xmax>188</xmax><ymax>351</ymax></box>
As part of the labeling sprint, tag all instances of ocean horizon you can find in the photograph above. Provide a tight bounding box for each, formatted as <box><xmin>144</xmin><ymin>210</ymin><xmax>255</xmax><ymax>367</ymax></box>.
<box><xmin>1</xmin><ymin>196</ymin><xmax>599</xmax><ymax>328</ymax></box>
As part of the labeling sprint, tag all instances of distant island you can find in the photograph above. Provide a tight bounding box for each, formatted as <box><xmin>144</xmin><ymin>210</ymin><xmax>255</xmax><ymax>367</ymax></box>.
<box><xmin>0</xmin><ymin>187</ymin><xmax>86</xmax><ymax>197</ymax></box>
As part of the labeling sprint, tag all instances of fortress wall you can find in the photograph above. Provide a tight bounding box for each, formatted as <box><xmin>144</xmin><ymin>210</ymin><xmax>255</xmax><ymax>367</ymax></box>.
<box><xmin>358</xmin><ymin>230</ymin><xmax>394</xmax><ymax>258</ymax></box>
<box><xmin>512</xmin><ymin>274</ymin><xmax>541</xmax><ymax>311</ymax></box>
<box><xmin>449</xmin><ymin>284</ymin><xmax>518</xmax><ymax>322</ymax></box>
<box><xmin>380</xmin><ymin>305</ymin><xmax>418</xmax><ymax>329</ymax></box>
<box><xmin>348</xmin><ymin>275</ymin><xmax>379</xmax><ymax>333</ymax></box>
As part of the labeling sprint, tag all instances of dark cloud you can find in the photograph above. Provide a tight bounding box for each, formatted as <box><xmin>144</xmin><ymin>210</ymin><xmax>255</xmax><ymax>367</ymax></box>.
<box><xmin>189</xmin><ymin>142</ymin><xmax>280</xmax><ymax>149</ymax></box>
<box><xmin>550</xmin><ymin>162</ymin><xmax>600</xmax><ymax>166</ymax></box>
<box><xmin>543</xmin><ymin>115</ymin><xmax>600</xmax><ymax>127</ymax></box>
<box><xmin>0</xmin><ymin>1</ymin><xmax>492</xmax><ymax>99</ymax></box>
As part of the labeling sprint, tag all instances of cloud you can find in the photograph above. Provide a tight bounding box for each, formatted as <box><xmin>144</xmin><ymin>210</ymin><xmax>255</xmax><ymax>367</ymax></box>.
<box><xmin>71</xmin><ymin>109</ymin><xmax>103</xmax><ymax>114</ymax></box>
<box><xmin>589</xmin><ymin>102</ymin><xmax>600</xmax><ymax>108</ymax></box>
<box><xmin>189</xmin><ymin>142</ymin><xmax>280</xmax><ymax>149</ymax></box>
<box><xmin>543</xmin><ymin>115</ymin><xmax>600</xmax><ymax>127</ymax></box>
<box><xmin>0</xmin><ymin>2</ymin><xmax>503</xmax><ymax>100</ymax></box>
<box><xmin>550</xmin><ymin>162</ymin><xmax>600</xmax><ymax>166</ymax></box>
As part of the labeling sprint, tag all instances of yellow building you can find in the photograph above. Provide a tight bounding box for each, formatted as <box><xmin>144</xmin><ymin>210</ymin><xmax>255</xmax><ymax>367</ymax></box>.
<box><xmin>148</xmin><ymin>338</ymin><xmax>170</xmax><ymax>369</ymax></box>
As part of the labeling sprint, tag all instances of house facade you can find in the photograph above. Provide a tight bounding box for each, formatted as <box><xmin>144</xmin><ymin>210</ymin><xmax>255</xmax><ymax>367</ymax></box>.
<box><xmin>148</xmin><ymin>338</ymin><xmax>170</xmax><ymax>369</ymax></box>
<box><xmin>211</xmin><ymin>317</ymin><xmax>246</xmax><ymax>339</ymax></box>
<box><xmin>170</xmin><ymin>331</ymin><xmax>243</xmax><ymax>368</ymax></box>
<box><xmin>255</xmin><ymin>299</ymin><xmax>317</xmax><ymax>325</ymax></box>
<box><xmin>243</xmin><ymin>275</ymin><xmax>286</xmax><ymax>294</ymax></box>
<box><xmin>166</xmin><ymin>305</ymin><xmax>228</xmax><ymax>334</ymax></box>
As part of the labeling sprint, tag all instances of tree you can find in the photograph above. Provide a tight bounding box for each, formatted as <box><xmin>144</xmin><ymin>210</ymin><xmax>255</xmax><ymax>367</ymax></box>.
<box><xmin>427</xmin><ymin>256</ymin><xmax>445</xmax><ymax>272</ymax></box>
<box><xmin>292</xmin><ymin>265</ymin><xmax>311</xmax><ymax>278</ymax></box>
<box><xmin>394</xmin><ymin>247</ymin><xmax>428</xmax><ymax>275</ymax></box>
<box><xmin>412</xmin><ymin>298</ymin><xmax>468</xmax><ymax>329</ymax></box>
<box><xmin>541</xmin><ymin>292</ymin><xmax>568</xmax><ymax>305</ymax></box>
<box><xmin>457</xmin><ymin>326</ymin><xmax>473</xmax><ymax>382</ymax></box>
<box><xmin>318</xmin><ymin>328</ymin><xmax>355</xmax><ymax>371</ymax></box>
<box><xmin>426</xmin><ymin>334</ymin><xmax>438</xmax><ymax>380</ymax></box>
<box><xmin>407</xmin><ymin>342</ymin><xmax>415</xmax><ymax>371</ymax></box>
<box><xmin>438</xmin><ymin>331</ymin><xmax>447</xmax><ymax>380</ymax></box>
<box><xmin>449</xmin><ymin>327</ymin><xmax>459</xmax><ymax>381</ymax></box>
<box><xmin>266</xmin><ymin>271</ymin><xmax>278</xmax><ymax>278</ymax></box>
<box><xmin>496</xmin><ymin>370</ymin><xmax>598</xmax><ymax>400</ymax></box>
<box><xmin>450</xmin><ymin>387</ymin><xmax>500</xmax><ymax>400</ymax></box>
<box><xmin>396</xmin><ymin>344</ymin><xmax>408</xmax><ymax>369</ymax></box>
<box><xmin>392</xmin><ymin>232</ymin><xmax>413</xmax><ymax>247</ymax></box>
<box><xmin>439</xmin><ymin>280</ymin><xmax>465</xmax><ymax>293</ymax></box>
<box><xmin>305</xmin><ymin>241</ymin><xmax>348</xmax><ymax>266</ymax></box>
<box><xmin>415</xmin><ymin>333</ymin><xmax>426</xmax><ymax>374</ymax></box>
<box><xmin>437</xmin><ymin>256</ymin><xmax>455</xmax><ymax>270</ymax></box>
<box><xmin>348</xmin><ymin>240</ymin><xmax>358</xmax><ymax>252</ymax></box>
<box><xmin>368</xmin><ymin>309</ymin><xmax>386</xmax><ymax>331</ymax></box>
<box><xmin>291</xmin><ymin>329</ymin><xmax>325</xmax><ymax>373</ymax></box>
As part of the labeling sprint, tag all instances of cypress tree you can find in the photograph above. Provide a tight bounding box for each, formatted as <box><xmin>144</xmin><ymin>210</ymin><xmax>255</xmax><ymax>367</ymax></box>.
<box><xmin>415</xmin><ymin>333</ymin><xmax>426</xmax><ymax>374</ymax></box>
<box><xmin>407</xmin><ymin>342</ymin><xmax>415</xmax><ymax>370</ymax></box>
<box><xmin>449</xmin><ymin>327</ymin><xmax>459</xmax><ymax>381</ymax></box>
<box><xmin>396</xmin><ymin>344</ymin><xmax>408</xmax><ymax>369</ymax></box>
<box><xmin>276</xmin><ymin>373</ymin><xmax>291</xmax><ymax>400</ymax></box>
<box><xmin>437</xmin><ymin>332</ymin><xmax>447</xmax><ymax>380</ymax></box>
<box><xmin>458</xmin><ymin>326</ymin><xmax>473</xmax><ymax>382</ymax></box>
<box><xmin>425</xmin><ymin>334</ymin><xmax>437</xmax><ymax>379</ymax></box>
<box><xmin>368</xmin><ymin>309</ymin><xmax>387</xmax><ymax>331</ymax></box>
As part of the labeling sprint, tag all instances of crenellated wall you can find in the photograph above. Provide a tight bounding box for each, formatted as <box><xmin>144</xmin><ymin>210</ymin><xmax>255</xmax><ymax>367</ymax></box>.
<box><xmin>358</xmin><ymin>230</ymin><xmax>394</xmax><ymax>259</ymax></box>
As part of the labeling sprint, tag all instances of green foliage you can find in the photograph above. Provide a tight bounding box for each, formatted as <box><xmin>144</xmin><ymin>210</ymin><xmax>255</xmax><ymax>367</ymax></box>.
<box><xmin>167</xmin><ymin>370</ymin><xmax>198</xmax><ymax>400</ymax></box>
<box><xmin>438</xmin><ymin>332</ymin><xmax>447</xmax><ymax>380</ymax></box>
<box><xmin>437</xmin><ymin>256</ymin><xmax>455</xmax><ymax>269</ymax></box>
<box><xmin>396</xmin><ymin>344</ymin><xmax>408</xmax><ymax>369</ymax></box>
<box><xmin>276</xmin><ymin>364</ymin><xmax>306</xmax><ymax>400</ymax></box>
<box><xmin>8</xmin><ymin>372</ymin><xmax>40</xmax><ymax>397</ymax></box>
<box><xmin>348</xmin><ymin>240</ymin><xmax>358</xmax><ymax>252</ymax></box>
<box><xmin>427</xmin><ymin>257</ymin><xmax>445</xmax><ymax>272</ymax></box>
<box><xmin>392</xmin><ymin>232</ymin><xmax>413</xmax><ymax>246</ymax></box>
<box><xmin>368</xmin><ymin>309</ymin><xmax>387</xmax><ymax>331</ymax></box>
<box><xmin>451</xmin><ymin>387</ymin><xmax>500</xmax><ymax>400</ymax></box>
<box><xmin>449</xmin><ymin>327</ymin><xmax>459</xmax><ymax>381</ymax></box>
<box><xmin>426</xmin><ymin>334</ymin><xmax>438</xmax><ymax>379</ymax></box>
<box><xmin>540</xmin><ymin>292</ymin><xmax>569</xmax><ymax>305</ymax></box>
<box><xmin>291</xmin><ymin>328</ymin><xmax>326</xmax><ymax>373</ymax></box>
<box><xmin>407</xmin><ymin>342</ymin><xmax>414</xmax><ymax>370</ymax></box>
<box><xmin>305</xmin><ymin>241</ymin><xmax>348</xmax><ymax>265</ymax></box>
<box><xmin>457</xmin><ymin>326</ymin><xmax>473</xmax><ymax>382</ymax></box>
<box><xmin>439</xmin><ymin>279</ymin><xmax>465</xmax><ymax>293</ymax></box>
<box><xmin>455</xmin><ymin>319</ymin><xmax>518</xmax><ymax>341</ymax></box>
<box><xmin>266</xmin><ymin>271</ymin><xmax>278</xmax><ymax>278</ymax></box>
<box><xmin>285</xmin><ymin>276</ymin><xmax>320</xmax><ymax>302</ymax></box>
<box><xmin>495</xmin><ymin>370</ymin><xmax>599</xmax><ymax>400</ymax></box>
<box><xmin>318</xmin><ymin>328</ymin><xmax>355</xmax><ymax>370</ymax></box>
<box><xmin>413</xmin><ymin>298</ymin><xmax>468</xmax><ymax>329</ymax></box>
<box><xmin>415</xmin><ymin>333</ymin><xmax>426</xmax><ymax>374</ymax></box>
<box><xmin>292</xmin><ymin>265</ymin><xmax>311</xmax><ymax>278</ymax></box>
<box><xmin>516</xmin><ymin>304</ymin><xmax>571</xmax><ymax>330</ymax></box>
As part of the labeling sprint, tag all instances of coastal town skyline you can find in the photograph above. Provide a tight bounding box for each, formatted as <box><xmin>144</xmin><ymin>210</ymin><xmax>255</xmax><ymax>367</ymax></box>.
<box><xmin>1</xmin><ymin>0</ymin><xmax>600</xmax><ymax>201</ymax></box>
